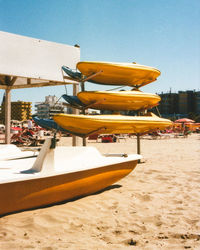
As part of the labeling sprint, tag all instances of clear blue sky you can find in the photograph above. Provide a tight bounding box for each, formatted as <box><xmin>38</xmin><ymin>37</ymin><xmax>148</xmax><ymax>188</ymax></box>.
<box><xmin>0</xmin><ymin>0</ymin><xmax>200</xmax><ymax>109</ymax></box>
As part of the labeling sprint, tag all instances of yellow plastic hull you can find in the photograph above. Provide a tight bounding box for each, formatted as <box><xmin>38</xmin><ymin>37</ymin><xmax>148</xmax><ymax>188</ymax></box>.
<box><xmin>77</xmin><ymin>61</ymin><xmax>161</xmax><ymax>87</ymax></box>
<box><xmin>54</xmin><ymin>114</ymin><xmax>172</xmax><ymax>136</ymax></box>
<box><xmin>0</xmin><ymin>160</ymin><xmax>137</xmax><ymax>215</ymax></box>
<box><xmin>77</xmin><ymin>90</ymin><xmax>161</xmax><ymax>111</ymax></box>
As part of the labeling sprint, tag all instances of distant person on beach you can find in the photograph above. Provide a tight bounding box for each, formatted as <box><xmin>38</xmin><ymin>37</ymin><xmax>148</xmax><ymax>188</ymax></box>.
<box><xmin>28</xmin><ymin>120</ymin><xmax>33</xmax><ymax>129</ymax></box>
<box><xmin>184</xmin><ymin>126</ymin><xmax>190</xmax><ymax>137</ymax></box>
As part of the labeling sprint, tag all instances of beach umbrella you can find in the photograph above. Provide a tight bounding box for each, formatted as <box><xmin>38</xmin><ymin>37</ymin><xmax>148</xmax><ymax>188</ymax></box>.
<box><xmin>175</xmin><ymin>118</ymin><xmax>195</xmax><ymax>123</ymax></box>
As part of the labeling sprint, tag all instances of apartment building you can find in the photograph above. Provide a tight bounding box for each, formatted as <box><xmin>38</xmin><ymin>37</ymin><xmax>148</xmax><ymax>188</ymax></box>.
<box><xmin>158</xmin><ymin>90</ymin><xmax>200</xmax><ymax>117</ymax></box>
<box><xmin>0</xmin><ymin>101</ymin><xmax>32</xmax><ymax>122</ymax></box>
<box><xmin>35</xmin><ymin>95</ymin><xmax>72</xmax><ymax>119</ymax></box>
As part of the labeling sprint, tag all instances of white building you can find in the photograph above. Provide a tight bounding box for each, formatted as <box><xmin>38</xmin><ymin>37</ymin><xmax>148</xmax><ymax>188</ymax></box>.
<box><xmin>35</xmin><ymin>95</ymin><xmax>72</xmax><ymax>119</ymax></box>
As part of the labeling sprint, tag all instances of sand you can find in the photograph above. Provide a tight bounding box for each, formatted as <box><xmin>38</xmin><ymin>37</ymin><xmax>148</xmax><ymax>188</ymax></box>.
<box><xmin>0</xmin><ymin>134</ymin><xmax>200</xmax><ymax>249</ymax></box>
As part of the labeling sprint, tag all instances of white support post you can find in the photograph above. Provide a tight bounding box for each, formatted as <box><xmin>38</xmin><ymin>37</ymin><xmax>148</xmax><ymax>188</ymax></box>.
<box><xmin>5</xmin><ymin>88</ymin><xmax>11</xmax><ymax>144</ymax></box>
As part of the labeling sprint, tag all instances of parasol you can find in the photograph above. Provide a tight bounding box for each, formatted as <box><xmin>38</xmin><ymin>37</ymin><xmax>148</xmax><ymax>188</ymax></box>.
<box><xmin>175</xmin><ymin>118</ymin><xmax>195</xmax><ymax>123</ymax></box>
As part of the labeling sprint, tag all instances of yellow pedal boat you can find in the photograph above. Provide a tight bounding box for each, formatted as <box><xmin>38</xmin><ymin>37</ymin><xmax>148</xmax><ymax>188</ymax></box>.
<box><xmin>77</xmin><ymin>90</ymin><xmax>161</xmax><ymax>111</ymax></box>
<box><xmin>0</xmin><ymin>138</ymin><xmax>141</xmax><ymax>215</ymax></box>
<box><xmin>53</xmin><ymin>113</ymin><xmax>172</xmax><ymax>137</ymax></box>
<box><xmin>77</xmin><ymin>61</ymin><xmax>161</xmax><ymax>87</ymax></box>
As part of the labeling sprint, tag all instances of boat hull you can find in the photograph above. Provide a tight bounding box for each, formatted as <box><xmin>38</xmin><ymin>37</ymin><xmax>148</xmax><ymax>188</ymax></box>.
<box><xmin>0</xmin><ymin>159</ymin><xmax>137</xmax><ymax>215</ymax></box>
<box><xmin>53</xmin><ymin>114</ymin><xmax>173</xmax><ymax>136</ymax></box>
<box><xmin>77</xmin><ymin>90</ymin><xmax>161</xmax><ymax>111</ymax></box>
<box><xmin>77</xmin><ymin>61</ymin><xmax>160</xmax><ymax>87</ymax></box>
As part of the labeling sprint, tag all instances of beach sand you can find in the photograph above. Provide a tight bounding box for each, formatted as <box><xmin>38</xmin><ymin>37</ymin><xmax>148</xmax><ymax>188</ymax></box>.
<box><xmin>0</xmin><ymin>134</ymin><xmax>200</xmax><ymax>249</ymax></box>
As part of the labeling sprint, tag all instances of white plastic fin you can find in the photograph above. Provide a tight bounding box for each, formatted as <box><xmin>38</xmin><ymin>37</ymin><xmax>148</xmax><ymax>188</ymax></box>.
<box><xmin>31</xmin><ymin>138</ymin><xmax>54</xmax><ymax>173</ymax></box>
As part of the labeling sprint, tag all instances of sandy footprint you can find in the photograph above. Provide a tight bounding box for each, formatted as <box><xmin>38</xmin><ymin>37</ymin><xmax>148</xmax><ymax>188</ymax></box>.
<box><xmin>133</xmin><ymin>193</ymin><xmax>152</xmax><ymax>202</ymax></box>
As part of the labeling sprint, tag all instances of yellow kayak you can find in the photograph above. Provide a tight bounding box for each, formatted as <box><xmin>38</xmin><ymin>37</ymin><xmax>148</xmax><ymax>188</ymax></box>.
<box><xmin>76</xmin><ymin>61</ymin><xmax>161</xmax><ymax>87</ymax></box>
<box><xmin>53</xmin><ymin>113</ymin><xmax>172</xmax><ymax>137</ymax></box>
<box><xmin>77</xmin><ymin>90</ymin><xmax>161</xmax><ymax>111</ymax></box>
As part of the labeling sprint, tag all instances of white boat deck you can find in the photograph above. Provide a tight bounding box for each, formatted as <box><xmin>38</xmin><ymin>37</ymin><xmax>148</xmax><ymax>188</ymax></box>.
<box><xmin>0</xmin><ymin>143</ymin><xmax>141</xmax><ymax>184</ymax></box>
<box><xmin>0</xmin><ymin>144</ymin><xmax>38</xmax><ymax>160</ymax></box>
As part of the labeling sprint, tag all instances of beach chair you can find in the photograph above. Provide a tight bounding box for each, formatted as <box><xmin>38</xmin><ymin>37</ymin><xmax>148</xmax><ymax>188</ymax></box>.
<box><xmin>88</xmin><ymin>133</ymin><xmax>100</xmax><ymax>142</ymax></box>
<box><xmin>116</xmin><ymin>134</ymin><xmax>128</xmax><ymax>142</ymax></box>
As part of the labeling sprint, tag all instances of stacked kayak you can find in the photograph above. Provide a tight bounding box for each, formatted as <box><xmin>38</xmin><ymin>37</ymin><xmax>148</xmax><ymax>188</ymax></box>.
<box><xmin>77</xmin><ymin>90</ymin><xmax>161</xmax><ymax>111</ymax></box>
<box><xmin>57</xmin><ymin>61</ymin><xmax>172</xmax><ymax>136</ymax></box>
<box><xmin>54</xmin><ymin>113</ymin><xmax>172</xmax><ymax>137</ymax></box>
<box><xmin>76</xmin><ymin>61</ymin><xmax>161</xmax><ymax>87</ymax></box>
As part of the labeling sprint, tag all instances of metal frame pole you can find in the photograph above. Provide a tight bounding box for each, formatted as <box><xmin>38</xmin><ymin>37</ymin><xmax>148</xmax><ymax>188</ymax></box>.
<box><xmin>81</xmin><ymin>82</ymin><xmax>86</xmax><ymax>146</ymax></box>
<box><xmin>72</xmin><ymin>83</ymin><xmax>79</xmax><ymax>146</ymax></box>
<box><xmin>136</xmin><ymin>133</ymin><xmax>141</xmax><ymax>163</ymax></box>
<box><xmin>136</xmin><ymin>111</ymin><xmax>142</xmax><ymax>163</ymax></box>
